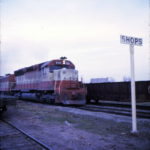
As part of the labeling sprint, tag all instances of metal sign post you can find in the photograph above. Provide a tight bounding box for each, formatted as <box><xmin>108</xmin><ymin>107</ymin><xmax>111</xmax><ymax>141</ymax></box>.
<box><xmin>130</xmin><ymin>44</ymin><xmax>137</xmax><ymax>133</ymax></box>
<box><xmin>120</xmin><ymin>35</ymin><xmax>143</xmax><ymax>133</ymax></box>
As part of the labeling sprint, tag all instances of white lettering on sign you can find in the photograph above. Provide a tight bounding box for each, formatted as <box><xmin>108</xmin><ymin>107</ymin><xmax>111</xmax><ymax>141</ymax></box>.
<box><xmin>120</xmin><ymin>35</ymin><xmax>143</xmax><ymax>46</ymax></box>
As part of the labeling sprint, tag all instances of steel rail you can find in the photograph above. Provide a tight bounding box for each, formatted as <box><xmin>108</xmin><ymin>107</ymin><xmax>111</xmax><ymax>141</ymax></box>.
<box><xmin>1</xmin><ymin>119</ymin><xmax>53</xmax><ymax>150</ymax></box>
<box><xmin>76</xmin><ymin>105</ymin><xmax>150</xmax><ymax>119</ymax></box>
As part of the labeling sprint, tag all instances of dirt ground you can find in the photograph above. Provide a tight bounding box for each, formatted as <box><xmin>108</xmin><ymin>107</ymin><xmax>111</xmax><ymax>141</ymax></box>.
<box><xmin>1</xmin><ymin>100</ymin><xmax>150</xmax><ymax>150</ymax></box>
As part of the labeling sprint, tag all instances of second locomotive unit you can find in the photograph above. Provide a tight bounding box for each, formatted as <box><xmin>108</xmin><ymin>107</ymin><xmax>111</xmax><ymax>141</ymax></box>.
<box><xmin>12</xmin><ymin>57</ymin><xmax>86</xmax><ymax>105</ymax></box>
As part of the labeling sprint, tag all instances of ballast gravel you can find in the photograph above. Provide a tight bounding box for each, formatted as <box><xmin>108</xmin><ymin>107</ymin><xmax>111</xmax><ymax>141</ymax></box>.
<box><xmin>2</xmin><ymin>100</ymin><xmax>150</xmax><ymax>150</ymax></box>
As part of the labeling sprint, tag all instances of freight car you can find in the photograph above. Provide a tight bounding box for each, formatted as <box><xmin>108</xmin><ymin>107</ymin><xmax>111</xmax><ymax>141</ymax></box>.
<box><xmin>0</xmin><ymin>57</ymin><xmax>86</xmax><ymax>105</ymax></box>
<box><xmin>86</xmin><ymin>81</ymin><xmax>150</xmax><ymax>103</ymax></box>
<box><xmin>0</xmin><ymin>74</ymin><xmax>16</xmax><ymax>112</ymax></box>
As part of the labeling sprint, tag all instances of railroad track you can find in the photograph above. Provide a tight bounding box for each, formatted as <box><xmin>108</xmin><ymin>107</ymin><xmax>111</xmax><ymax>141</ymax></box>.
<box><xmin>17</xmin><ymin>99</ymin><xmax>150</xmax><ymax>119</ymax></box>
<box><xmin>0</xmin><ymin>119</ymin><xmax>52</xmax><ymax>150</ymax></box>
<box><xmin>77</xmin><ymin>105</ymin><xmax>150</xmax><ymax>119</ymax></box>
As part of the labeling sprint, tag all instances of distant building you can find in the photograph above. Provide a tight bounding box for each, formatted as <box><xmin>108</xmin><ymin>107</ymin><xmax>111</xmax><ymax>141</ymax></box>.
<box><xmin>90</xmin><ymin>77</ymin><xmax>115</xmax><ymax>83</ymax></box>
<box><xmin>123</xmin><ymin>76</ymin><xmax>131</xmax><ymax>82</ymax></box>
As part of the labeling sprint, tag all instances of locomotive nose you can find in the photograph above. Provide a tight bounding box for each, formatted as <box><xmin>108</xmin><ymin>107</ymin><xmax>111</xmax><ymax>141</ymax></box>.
<box><xmin>71</xmin><ymin>91</ymin><xmax>85</xmax><ymax>100</ymax></box>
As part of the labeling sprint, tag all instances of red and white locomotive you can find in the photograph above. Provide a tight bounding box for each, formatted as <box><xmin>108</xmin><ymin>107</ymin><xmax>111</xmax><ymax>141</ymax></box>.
<box><xmin>0</xmin><ymin>57</ymin><xmax>86</xmax><ymax>105</ymax></box>
<box><xmin>0</xmin><ymin>74</ymin><xmax>16</xmax><ymax>111</ymax></box>
<box><xmin>0</xmin><ymin>74</ymin><xmax>15</xmax><ymax>92</ymax></box>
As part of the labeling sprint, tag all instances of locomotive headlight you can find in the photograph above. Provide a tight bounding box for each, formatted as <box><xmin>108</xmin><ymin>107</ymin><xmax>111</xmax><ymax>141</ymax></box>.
<box><xmin>63</xmin><ymin>60</ymin><xmax>65</xmax><ymax>64</ymax></box>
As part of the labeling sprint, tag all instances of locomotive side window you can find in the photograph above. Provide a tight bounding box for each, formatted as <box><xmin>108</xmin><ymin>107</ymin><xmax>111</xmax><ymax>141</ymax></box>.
<box><xmin>65</xmin><ymin>62</ymin><xmax>70</xmax><ymax>65</ymax></box>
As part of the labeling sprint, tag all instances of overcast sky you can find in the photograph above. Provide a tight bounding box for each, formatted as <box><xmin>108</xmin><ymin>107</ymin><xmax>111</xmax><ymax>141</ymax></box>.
<box><xmin>0</xmin><ymin>0</ymin><xmax>149</xmax><ymax>82</ymax></box>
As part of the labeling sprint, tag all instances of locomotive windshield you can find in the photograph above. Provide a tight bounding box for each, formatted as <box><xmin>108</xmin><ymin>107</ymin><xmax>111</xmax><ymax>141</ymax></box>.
<box><xmin>54</xmin><ymin>68</ymin><xmax>78</xmax><ymax>81</ymax></box>
<box><xmin>49</xmin><ymin>65</ymin><xmax>74</xmax><ymax>73</ymax></box>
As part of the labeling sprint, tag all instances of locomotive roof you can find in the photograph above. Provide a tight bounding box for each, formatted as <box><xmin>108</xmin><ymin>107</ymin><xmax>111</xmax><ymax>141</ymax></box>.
<box><xmin>0</xmin><ymin>74</ymin><xmax>15</xmax><ymax>82</ymax></box>
<box><xmin>14</xmin><ymin>59</ymin><xmax>75</xmax><ymax>76</ymax></box>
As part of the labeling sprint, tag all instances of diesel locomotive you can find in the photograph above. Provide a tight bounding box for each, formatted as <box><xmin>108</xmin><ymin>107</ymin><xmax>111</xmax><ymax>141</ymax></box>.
<box><xmin>0</xmin><ymin>57</ymin><xmax>86</xmax><ymax>105</ymax></box>
<box><xmin>0</xmin><ymin>74</ymin><xmax>16</xmax><ymax>111</ymax></box>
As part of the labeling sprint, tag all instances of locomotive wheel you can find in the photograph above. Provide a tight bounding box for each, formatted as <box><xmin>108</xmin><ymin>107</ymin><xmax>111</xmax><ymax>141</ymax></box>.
<box><xmin>61</xmin><ymin>94</ymin><xmax>68</xmax><ymax>104</ymax></box>
<box><xmin>2</xmin><ymin>105</ymin><xmax>7</xmax><ymax>111</ymax></box>
<box><xmin>49</xmin><ymin>99</ymin><xmax>55</xmax><ymax>104</ymax></box>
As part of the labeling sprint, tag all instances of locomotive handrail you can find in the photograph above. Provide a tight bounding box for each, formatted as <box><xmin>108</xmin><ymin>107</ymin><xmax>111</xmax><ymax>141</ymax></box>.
<box><xmin>58</xmin><ymin>80</ymin><xmax>63</xmax><ymax>94</ymax></box>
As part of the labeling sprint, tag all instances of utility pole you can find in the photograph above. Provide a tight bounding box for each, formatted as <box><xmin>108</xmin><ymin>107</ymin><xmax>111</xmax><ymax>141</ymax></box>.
<box><xmin>148</xmin><ymin>0</ymin><xmax>150</xmax><ymax>79</ymax></box>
